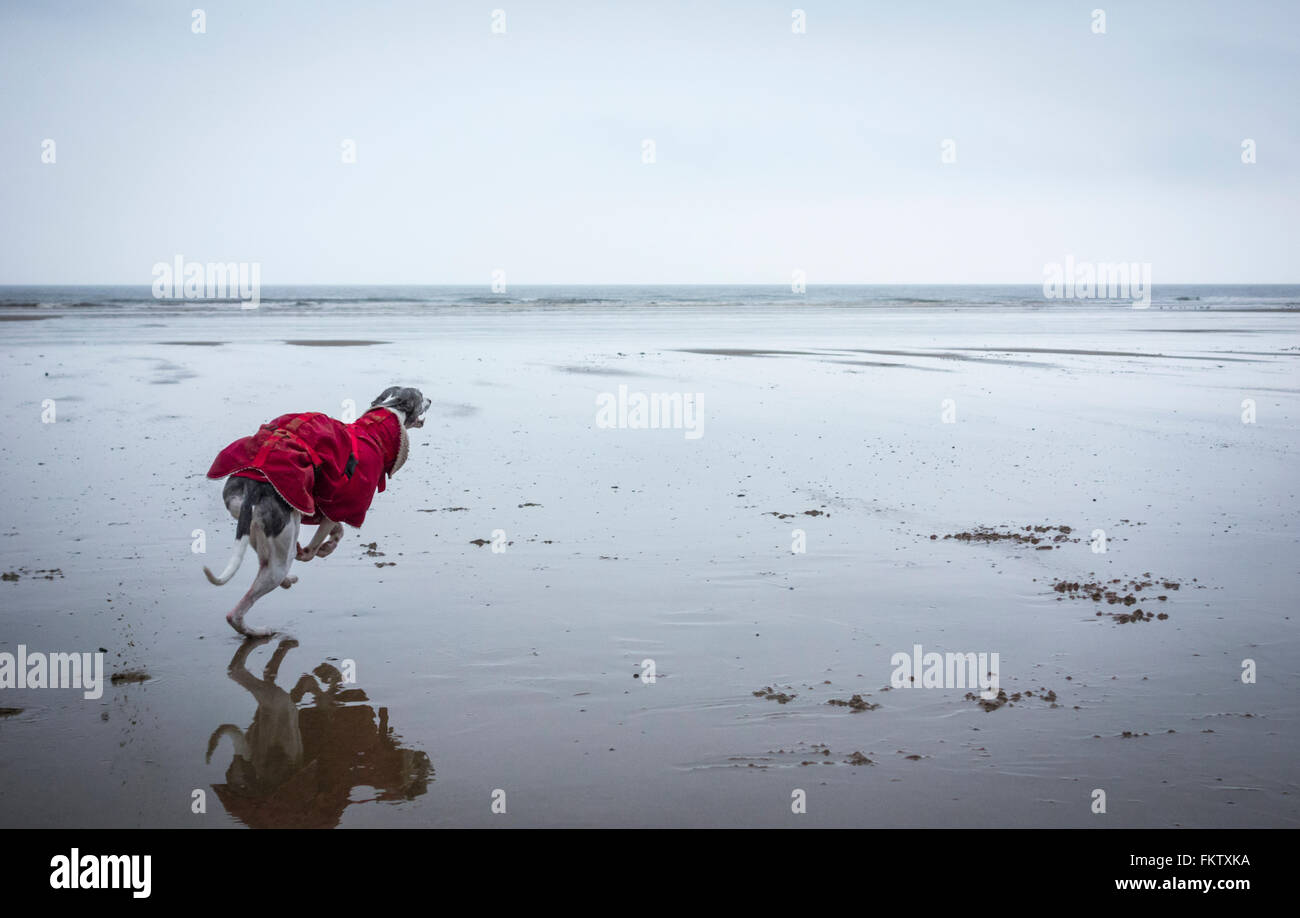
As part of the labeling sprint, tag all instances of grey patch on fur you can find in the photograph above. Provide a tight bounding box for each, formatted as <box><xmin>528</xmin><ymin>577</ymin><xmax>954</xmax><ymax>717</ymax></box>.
<box><xmin>223</xmin><ymin>477</ymin><xmax>291</xmax><ymax>539</ymax></box>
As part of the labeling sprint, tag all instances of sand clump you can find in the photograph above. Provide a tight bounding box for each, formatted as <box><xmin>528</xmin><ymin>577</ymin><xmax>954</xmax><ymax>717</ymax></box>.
<box><xmin>2</xmin><ymin>568</ymin><xmax>64</xmax><ymax>581</ymax></box>
<box><xmin>752</xmin><ymin>685</ymin><xmax>881</xmax><ymax>712</ymax></box>
<box><xmin>761</xmin><ymin>743</ymin><xmax>876</xmax><ymax>769</ymax></box>
<box><xmin>1051</xmin><ymin>574</ymin><xmax>1192</xmax><ymax>623</ymax></box>
<box><xmin>826</xmin><ymin>694</ymin><xmax>880</xmax><ymax>712</ymax></box>
<box><xmin>934</xmin><ymin>524</ymin><xmax>1076</xmax><ymax>548</ymax></box>
<box><xmin>752</xmin><ymin>686</ymin><xmax>797</xmax><ymax>704</ymax></box>
<box><xmin>966</xmin><ymin>687</ymin><xmax>1060</xmax><ymax>712</ymax></box>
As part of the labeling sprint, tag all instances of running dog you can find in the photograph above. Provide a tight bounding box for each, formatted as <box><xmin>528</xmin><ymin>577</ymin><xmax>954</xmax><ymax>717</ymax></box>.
<box><xmin>204</xmin><ymin>386</ymin><xmax>430</xmax><ymax>636</ymax></box>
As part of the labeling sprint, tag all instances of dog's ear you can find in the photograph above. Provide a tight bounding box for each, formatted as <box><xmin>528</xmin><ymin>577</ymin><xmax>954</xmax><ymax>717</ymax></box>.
<box><xmin>371</xmin><ymin>387</ymin><xmax>402</xmax><ymax>409</ymax></box>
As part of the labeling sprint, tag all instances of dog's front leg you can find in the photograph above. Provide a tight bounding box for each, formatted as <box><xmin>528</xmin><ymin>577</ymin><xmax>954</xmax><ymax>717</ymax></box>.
<box><xmin>313</xmin><ymin>521</ymin><xmax>345</xmax><ymax>559</ymax></box>
<box><xmin>296</xmin><ymin>517</ymin><xmax>338</xmax><ymax>561</ymax></box>
<box><xmin>289</xmin><ymin>673</ymin><xmax>325</xmax><ymax>704</ymax></box>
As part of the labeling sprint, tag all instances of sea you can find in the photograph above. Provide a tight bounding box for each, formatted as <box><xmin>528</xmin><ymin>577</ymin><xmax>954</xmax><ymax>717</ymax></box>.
<box><xmin>2</xmin><ymin>284</ymin><xmax>1298</xmax><ymax>318</ymax></box>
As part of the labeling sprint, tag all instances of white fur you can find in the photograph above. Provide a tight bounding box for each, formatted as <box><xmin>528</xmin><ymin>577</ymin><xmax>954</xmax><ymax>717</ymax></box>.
<box><xmin>204</xmin><ymin>534</ymin><xmax>250</xmax><ymax>585</ymax></box>
<box><xmin>225</xmin><ymin>513</ymin><xmax>302</xmax><ymax>638</ymax></box>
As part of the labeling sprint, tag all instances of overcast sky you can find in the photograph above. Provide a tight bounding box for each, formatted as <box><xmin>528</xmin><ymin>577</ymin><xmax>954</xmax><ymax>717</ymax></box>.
<box><xmin>1</xmin><ymin>0</ymin><xmax>1296</xmax><ymax>284</ymax></box>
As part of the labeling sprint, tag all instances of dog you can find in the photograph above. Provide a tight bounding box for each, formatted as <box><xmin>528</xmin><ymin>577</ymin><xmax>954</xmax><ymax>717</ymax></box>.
<box><xmin>204</xmin><ymin>386</ymin><xmax>430</xmax><ymax>636</ymax></box>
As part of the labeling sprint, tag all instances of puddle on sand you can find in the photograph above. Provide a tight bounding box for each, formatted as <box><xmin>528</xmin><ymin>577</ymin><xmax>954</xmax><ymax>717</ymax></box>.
<box><xmin>206</xmin><ymin>637</ymin><xmax>432</xmax><ymax>829</ymax></box>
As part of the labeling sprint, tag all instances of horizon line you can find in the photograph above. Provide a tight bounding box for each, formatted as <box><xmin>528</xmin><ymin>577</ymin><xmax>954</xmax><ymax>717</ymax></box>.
<box><xmin>4</xmin><ymin>281</ymin><xmax>1300</xmax><ymax>288</ymax></box>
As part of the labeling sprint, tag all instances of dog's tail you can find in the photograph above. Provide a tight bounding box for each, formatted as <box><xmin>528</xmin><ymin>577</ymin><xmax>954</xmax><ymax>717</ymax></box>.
<box><xmin>204</xmin><ymin>536</ymin><xmax>249</xmax><ymax>585</ymax></box>
<box><xmin>206</xmin><ymin>724</ymin><xmax>249</xmax><ymax>762</ymax></box>
<box><xmin>204</xmin><ymin>494</ymin><xmax>255</xmax><ymax>585</ymax></box>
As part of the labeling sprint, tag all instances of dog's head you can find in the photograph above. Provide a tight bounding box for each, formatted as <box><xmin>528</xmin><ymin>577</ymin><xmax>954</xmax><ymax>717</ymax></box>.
<box><xmin>371</xmin><ymin>386</ymin><xmax>431</xmax><ymax>428</ymax></box>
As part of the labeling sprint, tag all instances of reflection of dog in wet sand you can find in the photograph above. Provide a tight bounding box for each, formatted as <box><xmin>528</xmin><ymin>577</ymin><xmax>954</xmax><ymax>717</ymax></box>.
<box><xmin>204</xmin><ymin>386</ymin><xmax>430</xmax><ymax>636</ymax></box>
<box><xmin>206</xmin><ymin>637</ymin><xmax>432</xmax><ymax>829</ymax></box>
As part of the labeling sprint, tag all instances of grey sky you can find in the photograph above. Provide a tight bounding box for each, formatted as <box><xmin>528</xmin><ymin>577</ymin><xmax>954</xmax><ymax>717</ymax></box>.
<box><xmin>1</xmin><ymin>0</ymin><xmax>1296</xmax><ymax>283</ymax></box>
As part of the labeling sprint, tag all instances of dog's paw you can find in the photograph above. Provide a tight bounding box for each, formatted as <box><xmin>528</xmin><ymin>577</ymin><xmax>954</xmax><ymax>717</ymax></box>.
<box><xmin>227</xmin><ymin>613</ymin><xmax>276</xmax><ymax>639</ymax></box>
<box><xmin>279</xmin><ymin>575</ymin><xmax>298</xmax><ymax>589</ymax></box>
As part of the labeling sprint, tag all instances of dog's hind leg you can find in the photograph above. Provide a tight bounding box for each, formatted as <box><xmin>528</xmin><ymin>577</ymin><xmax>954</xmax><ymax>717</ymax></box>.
<box><xmin>225</xmin><ymin>521</ymin><xmax>278</xmax><ymax>637</ymax></box>
<box><xmin>277</xmin><ymin>513</ymin><xmax>301</xmax><ymax>590</ymax></box>
<box><xmin>226</xmin><ymin>512</ymin><xmax>300</xmax><ymax>637</ymax></box>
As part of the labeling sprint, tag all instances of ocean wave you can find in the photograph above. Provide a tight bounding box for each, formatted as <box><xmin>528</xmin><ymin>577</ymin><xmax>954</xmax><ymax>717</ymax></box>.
<box><xmin>523</xmin><ymin>297</ymin><xmax>620</xmax><ymax>306</ymax></box>
<box><xmin>3</xmin><ymin>287</ymin><xmax>1298</xmax><ymax>315</ymax></box>
<box><xmin>276</xmin><ymin>295</ymin><xmax>432</xmax><ymax>303</ymax></box>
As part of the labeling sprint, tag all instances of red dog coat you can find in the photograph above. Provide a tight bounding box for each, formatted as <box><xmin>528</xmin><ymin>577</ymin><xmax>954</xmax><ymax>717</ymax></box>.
<box><xmin>208</xmin><ymin>408</ymin><xmax>408</xmax><ymax>528</ymax></box>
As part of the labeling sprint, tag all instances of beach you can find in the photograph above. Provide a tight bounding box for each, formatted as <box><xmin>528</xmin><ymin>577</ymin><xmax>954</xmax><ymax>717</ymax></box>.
<box><xmin>1</xmin><ymin>289</ymin><xmax>1297</xmax><ymax>828</ymax></box>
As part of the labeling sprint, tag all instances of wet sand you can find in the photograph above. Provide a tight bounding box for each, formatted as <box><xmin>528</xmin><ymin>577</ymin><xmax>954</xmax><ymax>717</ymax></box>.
<box><xmin>1</xmin><ymin>304</ymin><xmax>1298</xmax><ymax>827</ymax></box>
